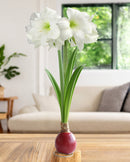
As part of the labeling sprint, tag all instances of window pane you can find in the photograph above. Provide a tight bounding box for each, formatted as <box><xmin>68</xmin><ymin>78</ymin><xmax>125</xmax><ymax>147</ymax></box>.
<box><xmin>117</xmin><ymin>5</ymin><xmax>130</xmax><ymax>69</ymax></box>
<box><xmin>67</xmin><ymin>41</ymin><xmax>112</xmax><ymax>69</ymax></box>
<box><xmin>63</xmin><ymin>6</ymin><xmax>112</xmax><ymax>39</ymax></box>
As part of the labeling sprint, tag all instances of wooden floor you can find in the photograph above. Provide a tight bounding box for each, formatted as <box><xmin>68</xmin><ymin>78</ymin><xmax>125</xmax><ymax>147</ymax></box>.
<box><xmin>0</xmin><ymin>134</ymin><xmax>130</xmax><ymax>162</ymax></box>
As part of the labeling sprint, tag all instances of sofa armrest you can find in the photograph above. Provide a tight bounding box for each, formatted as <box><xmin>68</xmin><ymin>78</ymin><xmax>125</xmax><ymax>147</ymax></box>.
<box><xmin>18</xmin><ymin>105</ymin><xmax>39</xmax><ymax>115</ymax></box>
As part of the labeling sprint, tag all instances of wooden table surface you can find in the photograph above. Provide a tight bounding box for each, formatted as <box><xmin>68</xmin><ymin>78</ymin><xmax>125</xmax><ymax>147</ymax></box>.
<box><xmin>0</xmin><ymin>134</ymin><xmax>130</xmax><ymax>162</ymax></box>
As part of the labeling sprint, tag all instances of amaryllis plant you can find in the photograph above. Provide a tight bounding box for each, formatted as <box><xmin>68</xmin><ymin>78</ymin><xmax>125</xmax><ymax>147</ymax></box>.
<box><xmin>26</xmin><ymin>7</ymin><xmax>98</xmax><ymax>124</ymax></box>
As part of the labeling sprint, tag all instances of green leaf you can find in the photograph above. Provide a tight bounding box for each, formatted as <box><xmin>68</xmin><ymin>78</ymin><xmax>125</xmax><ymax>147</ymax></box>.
<box><xmin>3</xmin><ymin>66</ymin><xmax>19</xmax><ymax>71</ymax></box>
<box><xmin>4</xmin><ymin>52</ymin><xmax>26</xmax><ymax>66</ymax></box>
<box><xmin>65</xmin><ymin>47</ymin><xmax>77</xmax><ymax>91</ymax></box>
<box><xmin>3</xmin><ymin>66</ymin><xmax>20</xmax><ymax>79</ymax></box>
<box><xmin>0</xmin><ymin>44</ymin><xmax>5</xmax><ymax>69</ymax></box>
<box><xmin>5</xmin><ymin>73</ymin><xmax>11</xmax><ymax>79</ymax></box>
<box><xmin>64</xmin><ymin>66</ymin><xmax>84</xmax><ymax>122</ymax></box>
<box><xmin>45</xmin><ymin>69</ymin><xmax>61</xmax><ymax>110</ymax></box>
<box><xmin>63</xmin><ymin>40</ymin><xmax>69</xmax><ymax>78</ymax></box>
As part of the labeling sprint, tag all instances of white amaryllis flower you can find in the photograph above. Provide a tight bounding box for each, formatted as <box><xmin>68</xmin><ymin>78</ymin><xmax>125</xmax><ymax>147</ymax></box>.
<box><xmin>66</xmin><ymin>8</ymin><xmax>98</xmax><ymax>50</ymax></box>
<box><xmin>26</xmin><ymin>7</ymin><xmax>61</xmax><ymax>47</ymax></box>
<box><xmin>26</xmin><ymin>7</ymin><xmax>98</xmax><ymax>50</ymax></box>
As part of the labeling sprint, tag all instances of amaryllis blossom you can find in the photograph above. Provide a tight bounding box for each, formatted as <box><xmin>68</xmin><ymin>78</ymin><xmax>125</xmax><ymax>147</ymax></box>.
<box><xmin>26</xmin><ymin>7</ymin><xmax>98</xmax><ymax>50</ymax></box>
<box><xmin>66</xmin><ymin>8</ymin><xmax>98</xmax><ymax>50</ymax></box>
<box><xmin>26</xmin><ymin>7</ymin><xmax>61</xmax><ymax>47</ymax></box>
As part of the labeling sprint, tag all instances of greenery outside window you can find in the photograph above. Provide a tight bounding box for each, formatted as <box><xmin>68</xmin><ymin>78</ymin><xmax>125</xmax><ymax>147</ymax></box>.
<box><xmin>62</xmin><ymin>3</ymin><xmax>130</xmax><ymax>69</ymax></box>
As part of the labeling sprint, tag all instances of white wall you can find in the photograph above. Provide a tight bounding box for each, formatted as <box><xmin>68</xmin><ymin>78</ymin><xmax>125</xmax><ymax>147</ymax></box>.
<box><xmin>0</xmin><ymin>0</ymin><xmax>40</xmax><ymax>116</ymax></box>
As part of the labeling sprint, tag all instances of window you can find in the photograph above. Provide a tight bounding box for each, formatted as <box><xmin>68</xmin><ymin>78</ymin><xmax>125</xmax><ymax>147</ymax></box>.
<box><xmin>62</xmin><ymin>3</ymin><xmax>130</xmax><ymax>69</ymax></box>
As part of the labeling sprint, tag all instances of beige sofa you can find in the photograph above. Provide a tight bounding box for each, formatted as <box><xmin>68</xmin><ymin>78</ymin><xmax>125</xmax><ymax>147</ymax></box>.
<box><xmin>8</xmin><ymin>86</ymin><xmax>130</xmax><ymax>133</ymax></box>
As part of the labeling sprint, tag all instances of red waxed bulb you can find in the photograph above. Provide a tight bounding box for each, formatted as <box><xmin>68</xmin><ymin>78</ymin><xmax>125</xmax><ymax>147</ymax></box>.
<box><xmin>55</xmin><ymin>132</ymin><xmax>76</xmax><ymax>154</ymax></box>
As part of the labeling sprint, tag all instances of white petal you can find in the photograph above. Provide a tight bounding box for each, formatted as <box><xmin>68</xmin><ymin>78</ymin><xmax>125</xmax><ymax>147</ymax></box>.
<box><xmin>82</xmin><ymin>12</ymin><xmax>94</xmax><ymax>21</ymax></box>
<box><xmin>60</xmin><ymin>28</ymin><xmax>72</xmax><ymax>40</ymax></box>
<box><xmin>84</xmin><ymin>22</ymin><xmax>98</xmax><ymax>43</ymax></box>
<box><xmin>82</xmin><ymin>21</ymin><xmax>93</xmax><ymax>34</ymax></box>
<box><xmin>41</xmin><ymin>7</ymin><xmax>56</xmax><ymax>18</ymax></box>
<box><xmin>58</xmin><ymin>18</ymin><xmax>70</xmax><ymax>29</ymax></box>
<box><xmin>77</xmin><ymin>42</ymin><xmax>84</xmax><ymax>51</ymax></box>
<box><xmin>30</xmin><ymin>12</ymin><xmax>40</xmax><ymax>21</ymax></box>
<box><xmin>48</xmin><ymin>38</ymin><xmax>63</xmax><ymax>49</ymax></box>
<box><xmin>33</xmin><ymin>40</ymin><xmax>41</xmax><ymax>48</ymax></box>
<box><xmin>48</xmin><ymin>24</ymin><xmax>60</xmax><ymax>39</ymax></box>
<box><xmin>73</xmin><ymin>30</ymin><xmax>85</xmax><ymax>50</ymax></box>
<box><xmin>41</xmin><ymin>35</ymin><xmax>48</xmax><ymax>46</ymax></box>
<box><xmin>67</xmin><ymin>8</ymin><xmax>81</xmax><ymax>19</ymax></box>
<box><xmin>85</xmin><ymin>33</ymin><xmax>98</xmax><ymax>44</ymax></box>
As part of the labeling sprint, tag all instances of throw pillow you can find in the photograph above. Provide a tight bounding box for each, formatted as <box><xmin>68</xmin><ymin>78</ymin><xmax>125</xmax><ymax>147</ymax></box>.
<box><xmin>33</xmin><ymin>94</ymin><xmax>59</xmax><ymax>112</ymax></box>
<box><xmin>123</xmin><ymin>89</ymin><xmax>130</xmax><ymax>112</ymax></box>
<box><xmin>98</xmin><ymin>82</ymin><xmax>129</xmax><ymax>112</ymax></box>
<box><xmin>18</xmin><ymin>105</ymin><xmax>38</xmax><ymax>114</ymax></box>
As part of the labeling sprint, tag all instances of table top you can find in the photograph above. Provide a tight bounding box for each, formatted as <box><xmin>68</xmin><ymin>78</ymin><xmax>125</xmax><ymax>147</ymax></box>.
<box><xmin>0</xmin><ymin>96</ymin><xmax>18</xmax><ymax>101</ymax></box>
<box><xmin>0</xmin><ymin>113</ymin><xmax>7</xmax><ymax>119</ymax></box>
<box><xmin>0</xmin><ymin>134</ymin><xmax>130</xmax><ymax>162</ymax></box>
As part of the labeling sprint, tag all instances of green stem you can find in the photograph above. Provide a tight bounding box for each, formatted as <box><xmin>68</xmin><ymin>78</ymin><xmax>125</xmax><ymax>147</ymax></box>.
<box><xmin>58</xmin><ymin>50</ymin><xmax>64</xmax><ymax>123</ymax></box>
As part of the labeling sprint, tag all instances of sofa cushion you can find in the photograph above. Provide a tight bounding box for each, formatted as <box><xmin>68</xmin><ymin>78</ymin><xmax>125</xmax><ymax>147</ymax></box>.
<box><xmin>50</xmin><ymin>86</ymin><xmax>109</xmax><ymax>112</ymax></box>
<box><xmin>33</xmin><ymin>94</ymin><xmax>59</xmax><ymax>112</ymax></box>
<box><xmin>8</xmin><ymin>112</ymin><xmax>130</xmax><ymax>133</ymax></box>
<box><xmin>123</xmin><ymin>90</ymin><xmax>130</xmax><ymax>112</ymax></box>
<box><xmin>98</xmin><ymin>83</ymin><xmax>129</xmax><ymax>112</ymax></box>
